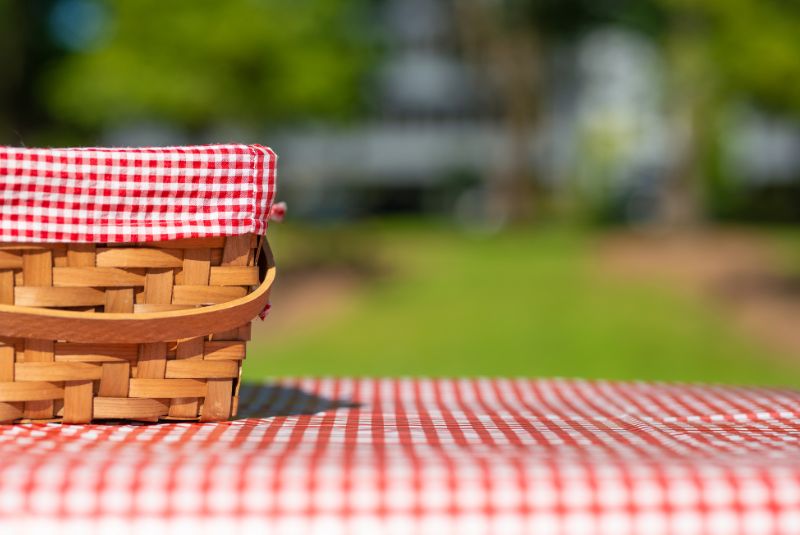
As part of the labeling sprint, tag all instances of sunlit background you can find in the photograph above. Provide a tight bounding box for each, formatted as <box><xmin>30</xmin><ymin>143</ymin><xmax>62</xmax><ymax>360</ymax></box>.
<box><xmin>2</xmin><ymin>0</ymin><xmax>800</xmax><ymax>385</ymax></box>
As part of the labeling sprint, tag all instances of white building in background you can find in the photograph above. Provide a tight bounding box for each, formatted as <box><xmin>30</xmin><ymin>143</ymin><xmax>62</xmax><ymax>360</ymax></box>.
<box><xmin>272</xmin><ymin>14</ymin><xmax>678</xmax><ymax>220</ymax></box>
<box><xmin>727</xmin><ymin>106</ymin><xmax>800</xmax><ymax>185</ymax></box>
<box><xmin>271</xmin><ymin>0</ymin><xmax>508</xmax><ymax>218</ymax></box>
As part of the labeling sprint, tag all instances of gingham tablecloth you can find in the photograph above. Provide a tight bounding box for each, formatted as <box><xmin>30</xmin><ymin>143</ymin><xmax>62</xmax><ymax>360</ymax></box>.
<box><xmin>1</xmin><ymin>378</ymin><xmax>800</xmax><ymax>535</ymax></box>
<box><xmin>0</xmin><ymin>144</ymin><xmax>277</xmax><ymax>243</ymax></box>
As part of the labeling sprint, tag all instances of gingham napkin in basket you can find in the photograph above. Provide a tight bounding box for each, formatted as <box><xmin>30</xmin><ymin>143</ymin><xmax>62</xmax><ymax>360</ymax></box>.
<box><xmin>0</xmin><ymin>144</ymin><xmax>277</xmax><ymax>243</ymax></box>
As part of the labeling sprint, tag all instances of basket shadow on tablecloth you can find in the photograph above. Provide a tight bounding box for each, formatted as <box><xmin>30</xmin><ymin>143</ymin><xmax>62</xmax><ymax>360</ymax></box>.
<box><xmin>234</xmin><ymin>383</ymin><xmax>361</xmax><ymax>418</ymax></box>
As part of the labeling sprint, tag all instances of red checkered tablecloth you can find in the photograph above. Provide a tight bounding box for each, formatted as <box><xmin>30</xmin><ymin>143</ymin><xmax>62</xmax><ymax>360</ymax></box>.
<box><xmin>1</xmin><ymin>378</ymin><xmax>799</xmax><ymax>534</ymax></box>
<box><xmin>0</xmin><ymin>144</ymin><xmax>277</xmax><ymax>243</ymax></box>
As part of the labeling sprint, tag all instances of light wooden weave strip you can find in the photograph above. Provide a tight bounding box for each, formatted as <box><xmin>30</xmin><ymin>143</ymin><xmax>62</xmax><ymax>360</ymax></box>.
<box><xmin>0</xmin><ymin>234</ymin><xmax>264</xmax><ymax>424</ymax></box>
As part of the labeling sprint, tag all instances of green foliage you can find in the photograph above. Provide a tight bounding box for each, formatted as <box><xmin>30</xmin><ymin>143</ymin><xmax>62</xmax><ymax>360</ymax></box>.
<box><xmin>0</xmin><ymin>1</ymin><xmax>20</xmax><ymax>130</ymax></box>
<box><xmin>246</xmin><ymin>222</ymin><xmax>799</xmax><ymax>385</ymax></box>
<box><xmin>43</xmin><ymin>0</ymin><xmax>372</xmax><ymax>129</ymax></box>
<box><xmin>662</xmin><ymin>0</ymin><xmax>800</xmax><ymax>117</ymax></box>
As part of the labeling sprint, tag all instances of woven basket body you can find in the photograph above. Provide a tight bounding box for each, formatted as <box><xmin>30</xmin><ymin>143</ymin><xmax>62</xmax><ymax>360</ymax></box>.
<box><xmin>0</xmin><ymin>234</ymin><xmax>274</xmax><ymax>424</ymax></box>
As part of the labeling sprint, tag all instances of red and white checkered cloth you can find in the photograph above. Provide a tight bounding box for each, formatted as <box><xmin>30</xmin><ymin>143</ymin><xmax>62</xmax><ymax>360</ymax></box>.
<box><xmin>0</xmin><ymin>144</ymin><xmax>277</xmax><ymax>243</ymax></box>
<box><xmin>1</xmin><ymin>378</ymin><xmax>800</xmax><ymax>535</ymax></box>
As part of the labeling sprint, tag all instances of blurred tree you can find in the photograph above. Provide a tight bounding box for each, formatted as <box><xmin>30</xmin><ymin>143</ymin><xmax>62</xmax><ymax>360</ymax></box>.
<box><xmin>0</xmin><ymin>0</ymin><xmax>63</xmax><ymax>145</ymax></box>
<box><xmin>455</xmin><ymin>0</ymin><xmax>800</xmax><ymax>226</ymax></box>
<box><xmin>0</xmin><ymin>1</ymin><xmax>23</xmax><ymax>136</ymax></box>
<box><xmin>658</xmin><ymin>0</ymin><xmax>800</xmax><ymax>224</ymax></box>
<box><xmin>454</xmin><ymin>0</ymin><xmax>540</xmax><ymax>225</ymax></box>
<box><xmin>41</xmin><ymin>0</ymin><xmax>373</xmax><ymax>134</ymax></box>
<box><xmin>677</xmin><ymin>0</ymin><xmax>800</xmax><ymax>117</ymax></box>
<box><xmin>454</xmin><ymin>0</ymin><xmax>666</xmax><ymax>225</ymax></box>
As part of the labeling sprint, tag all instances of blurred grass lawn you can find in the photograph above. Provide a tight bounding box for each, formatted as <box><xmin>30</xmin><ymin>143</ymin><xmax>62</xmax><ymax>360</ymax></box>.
<box><xmin>245</xmin><ymin>221</ymin><xmax>800</xmax><ymax>386</ymax></box>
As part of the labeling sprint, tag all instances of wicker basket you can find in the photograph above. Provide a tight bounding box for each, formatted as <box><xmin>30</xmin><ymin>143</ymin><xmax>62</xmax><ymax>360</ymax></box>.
<box><xmin>0</xmin><ymin>234</ymin><xmax>275</xmax><ymax>424</ymax></box>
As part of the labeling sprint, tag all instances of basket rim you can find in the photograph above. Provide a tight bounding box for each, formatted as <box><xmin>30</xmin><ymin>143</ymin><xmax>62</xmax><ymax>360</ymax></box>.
<box><xmin>0</xmin><ymin>249</ymin><xmax>275</xmax><ymax>343</ymax></box>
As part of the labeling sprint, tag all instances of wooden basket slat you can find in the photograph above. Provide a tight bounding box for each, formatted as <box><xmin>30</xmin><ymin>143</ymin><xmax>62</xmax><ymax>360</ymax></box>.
<box><xmin>15</xmin><ymin>362</ymin><xmax>103</xmax><ymax>382</ymax></box>
<box><xmin>63</xmin><ymin>379</ymin><xmax>93</xmax><ymax>423</ymax></box>
<box><xmin>182</xmin><ymin>248</ymin><xmax>211</xmax><ymax>285</ymax></box>
<box><xmin>23</xmin><ymin>338</ymin><xmax>55</xmax><ymax>419</ymax></box>
<box><xmin>210</xmin><ymin>266</ymin><xmax>260</xmax><ymax>286</ymax></box>
<box><xmin>0</xmin><ymin>271</ymin><xmax>13</xmax><ymax>304</ymax></box>
<box><xmin>203</xmin><ymin>341</ymin><xmax>247</xmax><ymax>360</ymax></box>
<box><xmin>201</xmin><ymin>378</ymin><xmax>233</xmax><ymax>421</ymax></box>
<box><xmin>54</xmin><ymin>342</ymin><xmax>139</xmax><ymax>361</ymax></box>
<box><xmin>0</xmin><ymin>381</ymin><xmax>64</xmax><ymax>402</ymax></box>
<box><xmin>169</xmin><ymin>336</ymin><xmax>205</xmax><ymax>419</ymax></box>
<box><xmin>97</xmin><ymin>362</ymin><xmax>130</xmax><ymax>397</ymax></box>
<box><xmin>165</xmin><ymin>360</ymin><xmax>238</xmax><ymax>379</ymax></box>
<box><xmin>148</xmin><ymin>237</ymin><xmax>227</xmax><ymax>249</ymax></box>
<box><xmin>93</xmin><ymin>397</ymin><xmax>168</xmax><ymax>419</ymax></box>
<box><xmin>222</xmin><ymin>235</ymin><xmax>253</xmax><ymax>266</ymax></box>
<box><xmin>53</xmin><ymin>267</ymin><xmax>146</xmax><ymax>287</ymax></box>
<box><xmin>97</xmin><ymin>248</ymin><xmax>184</xmax><ymax>268</ymax></box>
<box><xmin>129</xmin><ymin>378</ymin><xmax>207</xmax><ymax>398</ymax></box>
<box><xmin>15</xmin><ymin>287</ymin><xmax>107</xmax><ymax>307</ymax></box>
<box><xmin>0</xmin><ymin>251</ymin><xmax>22</xmax><ymax>269</ymax></box>
<box><xmin>67</xmin><ymin>244</ymin><xmax>96</xmax><ymax>267</ymax></box>
<box><xmin>172</xmin><ymin>286</ymin><xmax>247</xmax><ymax>305</ymax></box>
<box><xmin>105</xmin><ymin>288</ymin><xmax>134</xmax><ymax>313</ymax></box>
<box><xmin>23</xmin><ymin>250</ymin><xmax>53</xmax><ymax>287</ymax></box>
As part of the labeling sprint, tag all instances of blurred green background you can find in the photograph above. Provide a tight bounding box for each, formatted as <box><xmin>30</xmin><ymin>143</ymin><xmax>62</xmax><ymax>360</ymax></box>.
<box><xmin>2</xmin><ymin>0</ymin><xmax>800</xmax><ymax>385</ymax></box>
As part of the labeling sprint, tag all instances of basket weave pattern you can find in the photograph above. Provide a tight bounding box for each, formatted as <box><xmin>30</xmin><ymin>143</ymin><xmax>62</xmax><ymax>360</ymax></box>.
<box><xmin>0</xmin><ymin>234</ymin><xmax>261</xmax><ymax>424</ymax></box>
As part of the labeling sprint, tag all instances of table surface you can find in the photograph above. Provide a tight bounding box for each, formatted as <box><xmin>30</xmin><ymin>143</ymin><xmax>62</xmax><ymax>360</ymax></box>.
<box><xmin>1</xmin><ymin>378</ymin><xmax>799</xmax><ymax>535</ymax></box>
